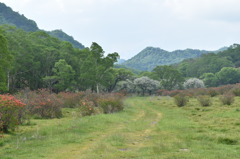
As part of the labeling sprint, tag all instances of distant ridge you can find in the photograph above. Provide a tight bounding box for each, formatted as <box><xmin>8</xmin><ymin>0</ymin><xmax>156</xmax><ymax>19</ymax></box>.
<box><xmin>122</xmin><ymin>47</ymin><xmax>227</xmax><ymax>71</ymax></box>
<box><xmin>0</xmin><ymin>2</ymin><xmax>84</xmax><ymax>49</ymax></box>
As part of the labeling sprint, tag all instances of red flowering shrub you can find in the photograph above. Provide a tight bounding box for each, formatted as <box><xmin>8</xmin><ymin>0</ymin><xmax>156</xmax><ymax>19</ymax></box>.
<box><xmin>79</xmin><ymin>100</ymin><xmax>95</xmax><ymax>116</ymax></box>
<box><xmin>58</xmin><ymin>92</ymin><xmax>85</xmax><ymax>108</ymax></box>
<box><xmin>0</xmin><ymin>95</ymin><xmax>25</xmax><ymax>132</ymax></box>
<box><xmin>24</xmin><ymin>89</ymin><xmax>63</xmax><ymax>118</ymax></box>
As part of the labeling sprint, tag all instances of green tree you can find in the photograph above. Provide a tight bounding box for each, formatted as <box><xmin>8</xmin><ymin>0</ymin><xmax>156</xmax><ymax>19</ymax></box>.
<box><xmin>44</xmin><ymin>59</ymin><xmax>75</xmax><ymax>92</ymax></box>
<box><xmin>201</xmin><ymin>73</ymin><xmax>219</xmax><ymax>87</ymax></box>
<box><xmin>216</xmin><ymin>67</ymin><xmax>240</xmax><ymax>85</ymax></box>
<box><xmin>152</xmin><ymin>65</ymin><xmax>184</xmax><ymax>90</ymax></box>
<box><xmin>106</xmin><ymin>68</ymin><xmax>134</xmax><ymax>92</ymax></box>
<box><xmin>0</xmin><ymin>33</ymin><xmax>11</xmax><ymax>92</ymax></box>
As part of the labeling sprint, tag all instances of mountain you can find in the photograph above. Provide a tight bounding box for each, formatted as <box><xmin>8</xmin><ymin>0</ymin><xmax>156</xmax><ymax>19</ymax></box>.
<box><xmin>0</xmin><ymin>2</ymin><xmax>84</xmax><ymax>49</ymax></box>
<box><xmin>122</xmin><ymin>47</ymin><xmax>210</xmax><ymax>71</ymax></box>
<box><xmin>47</xmin><ymin>30</ymin><xmax>84</xmax><ymax>49</ymax></box>
<box><xmin>0</xmin><ymin>3</ymin><xmax>38</xmax><ymax>31</ymax></box>
<box><xmin>115</xmin><ymin>59</ymin><xmax>126</xmax><ymax>64</ymax></box>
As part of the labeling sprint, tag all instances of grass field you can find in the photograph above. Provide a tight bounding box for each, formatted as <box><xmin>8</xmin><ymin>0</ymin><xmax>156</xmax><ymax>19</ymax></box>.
<box><xmin>1</xmin><ymin>96</ymin><xmax>240</xmax><ymax>159</ymax></box>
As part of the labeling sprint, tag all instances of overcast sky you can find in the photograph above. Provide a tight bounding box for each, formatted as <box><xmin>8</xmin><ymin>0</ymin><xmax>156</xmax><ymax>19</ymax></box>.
<box><xmin>1</xmin><ymin>0</ymin><xmax>240</xmax><ymax>59</ymax></box>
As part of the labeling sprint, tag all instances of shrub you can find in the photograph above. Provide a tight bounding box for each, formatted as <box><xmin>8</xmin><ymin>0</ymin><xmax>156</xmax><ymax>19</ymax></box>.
<box><xmin>79</xmin><ymin>100</ymin><xmax>95</xmax><ymax>116</ymax></box>
<box><xmin>27</xmin><ymin>89</ymin><xmax>63</xmax><ymax>118</ymax></box>
<box><xmin>197</xmin><ymin>95</ymin><xmax>212</xmax><ymax>107</ymax></box>
<box><xmin>97</xmin><ymin>93</ymin><xmax>124</xmax><ymax>114</ymax></box>
<box><xmin>231</xmin><ymin>87</ymin><xmax>240</xmax><ymax>96</ymax></box>
<box><xmin>0</xmin><ymin>95</ymin><xmax>26</xmax><ymax>132</ymax></box>
<box><xmin>173</xmin><ymin>94</ymin><xmax>189</xmax><ymax>107</ymax></box>
<box><xmin>58</xmin><ymin>92</ymin><xmax>85</xmax><ymax>108</ymax></box>
<box><xmin>219</xmin><ymin>94</ymin><xmax>235</xmax><ymax>105</ymax></box>
<box><xmin>207</xmin><ymin>88</ymin><xmax>219</xmax><ymax>97</ymax></box>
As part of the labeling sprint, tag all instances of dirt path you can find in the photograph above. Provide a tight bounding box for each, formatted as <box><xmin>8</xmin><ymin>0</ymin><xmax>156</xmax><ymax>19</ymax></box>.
<box><xmin>48</xmin><ymin>97</ymin><xmax>162</xmax><ymax>159</ymax></box>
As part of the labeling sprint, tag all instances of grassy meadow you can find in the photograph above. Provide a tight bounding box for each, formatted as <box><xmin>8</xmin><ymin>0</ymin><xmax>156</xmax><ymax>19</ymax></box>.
<box><xmin>1</xmin><ymin>96</ymin><xmax>240</xmax><ymax>159</ymax></box>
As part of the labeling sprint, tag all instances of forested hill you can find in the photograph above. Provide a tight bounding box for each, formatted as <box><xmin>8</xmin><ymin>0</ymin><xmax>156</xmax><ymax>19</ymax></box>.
<box><xmin>0</xmin><ymin>2</ymin><xmax>84</xmax><ymax>49</ymax></box>
<box><xmin>122</xmin><ymin>47</ymin><xmax>211</xmax><ymax>71</ymax></box>
<box><xmin>47</xmin><ymin>30</ymin><xmax>84</xmax><ymax>49</ymax></box>
<box><xmin>0</xmin><ymin>2</ymin><xmax>38</xmax><ymax>31</ymax></box>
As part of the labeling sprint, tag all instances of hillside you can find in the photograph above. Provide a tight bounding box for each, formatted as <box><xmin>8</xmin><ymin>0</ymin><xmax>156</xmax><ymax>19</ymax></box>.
<box><xmin>47</xmin><ymin>30</ymin><xmax>84</xmax><ymax>49</ymax></box>
<box><xmin>0</xmin><ymin>2</ymin><xmax>38</xmax><ymax>31</ymax></box>
<box><xmin>122</xmin><ymin>47</ymin><xmax>210</xmax><ymax>71</ymax></box>
<box><xmin>0</xmin><ymin>2</ymin><xmax>84</xmax><ymax>49</ymax></box>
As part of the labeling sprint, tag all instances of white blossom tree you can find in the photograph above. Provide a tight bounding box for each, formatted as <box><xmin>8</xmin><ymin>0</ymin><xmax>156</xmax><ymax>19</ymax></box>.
<box><xmin>134</xmin><ymin>76</ymin><xmax>160</xmax><ymax>96</ymax></box>
<box><xmin>183</xmin><ymin>78</ymin><xmax>205</xmax><ymax>89</ymax></box>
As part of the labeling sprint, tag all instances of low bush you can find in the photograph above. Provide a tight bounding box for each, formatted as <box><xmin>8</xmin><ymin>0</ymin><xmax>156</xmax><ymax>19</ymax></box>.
<box><xmin>100</xmin><ymin>93</ymin><xmax>124</xmax><ymax>114</ymax></box>
<box><xmin>197</xmin><ymin>95</ymin><xmax>212</xmax><ymax>107</ymax></box>
<box><xmin>79</xmin><ymin>100</ymin><xmax>95</xmax><ymax>116</ymax></box>
<box><xmin>231</xmin><ymin>87</ymin><xmax>240</xmax><ymax>96</ymax></box>
<box><xmin>0</xmin><ymin>95</ymin><xmax>26</xmax><ymax>132</ymax></box>
<box><xmin>58</xmin><ymin>92</ymin><xmax>85</xmax><ymax>108</ymax></box>
<box><xmin>173</xmin><ymin>94</ymin><xmax>189</xmax><ymax>107</ymax></box>
<box><xmin>219</xmin><ymin>94</ymin><xmax>235</xmax><ymax>105</ymax></box>
<box><xmin>27</xmin><ymin>89</ymin><xmax>63</xmax><ymax>118</ymax></box>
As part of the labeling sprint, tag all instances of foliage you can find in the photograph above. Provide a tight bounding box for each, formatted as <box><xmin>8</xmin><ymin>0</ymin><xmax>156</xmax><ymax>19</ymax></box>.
<box><xmin>122</xmin><ymin>47</ymin><xmax>210</xmax><ymax>71</ymax></box>
<box><xmin>219</xmin><ymin>94</ymin><xmax>234</xmax><ymax>105</ymax></box>
<box><xmin>97</xmin><ymin>93</ymin><xmax>124</xmax><ymax>114</ymax></box>
<box><xmin>216</xmin><ymin>67</ymin><xmax>240</xmax><ymax>85</ymax></box>
<box><xmin>183</xmin><ymin>78</ymin><xmax>205</xmax><ymax>89</ymax></box>
<box><xmin>173</xmin><ymin>94</ymin><xmax>189</xmax><ymax>107</ymax></box>
<box><xmin>152</xmin><ymin>65</ymin><xmax>184</xmax><ymax>90</ymax></box>
<box><xmin>134</xmin><ymin>76</ymin><xmax>160</xmax><ymax>96</ymax></box>
<box><xmin>47</xmin><ymin>29</ymin><xmax>85</xmax><ymax>49</ymax></box>
<box><xmin>201</xmin><ymin>73</ymin><xmax>219</xmax><ymax>87</ymax></box>
<box><xmin>58</xmin><ymin>92</ymin><xmax>85</xmax><ymax>108</ymax></box>
<box><xmin>79</xmin><ymin>100</ymin><xmax>95</xmax><ymax>116</ymax></box>
<box><xmin>0</xmin><ymin>33</ymin><xmax>12</xmax><ymax>92</ymax></box>
<box><xmin>0</xmin><ymin>2</ymin><xmax>38</xmax><ymax>32</ymax></box>
<box><xmin>176</xmin><ymin>53</ymin><xmax>234</xmax><ymax>78</ymax></box>
<box><xmin>0</xmin><ymin>94</ymin><xmax>25</xmax><ymax>132</ymax></box>
<box><xmin>197</xmin><ymin>95</ymin><xmax>212</xmax><ymax>107</ymax></box>
<box><xmin>23</xmin><ymin>89</ymin><xmax>63</xmax><ymax>118</ymax></box>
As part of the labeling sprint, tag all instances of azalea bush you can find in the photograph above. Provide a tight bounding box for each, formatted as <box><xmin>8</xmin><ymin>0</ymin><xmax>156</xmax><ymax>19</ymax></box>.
<box><xmin>0</xmin><ymin>95</ymin><xmax>25</xmax><ymax>132</ymax></box>
<box><xmin>58</xmin><ymin>92</ymin><xmax>85</xmax><ymax>108</ymax></box>
<box><xmin>25</xmin><ymin>89</ymin><xmax>63</xmax><ymax>118</ymax></box>
<box><xmin>78</xmin><ymin>100</ymin><xmax>95</xmax><ymax>116</ymax></box>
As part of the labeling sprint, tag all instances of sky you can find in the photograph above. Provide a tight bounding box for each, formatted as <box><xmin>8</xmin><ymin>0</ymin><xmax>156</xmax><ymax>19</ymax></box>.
<box><xmin>1</xmin><ymin>0</ymin><xmax>240</xmax><ymax>59</ymax></box>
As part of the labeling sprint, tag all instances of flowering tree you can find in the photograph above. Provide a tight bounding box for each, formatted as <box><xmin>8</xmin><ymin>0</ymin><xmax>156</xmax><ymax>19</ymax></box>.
<box><xmin>134</xmin><ymin>76</ymin><xmax>160</xmax><ymax>96</ymax></box>
<box><xmin>183</xmin><ymin>78</ymin><xmax>205</xmax><ymax>89</ymax></box>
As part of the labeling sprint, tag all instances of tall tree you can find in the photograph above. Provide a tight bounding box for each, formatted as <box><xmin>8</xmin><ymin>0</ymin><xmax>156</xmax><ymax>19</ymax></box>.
<box><xmin>152</xmin><ymin>65</ymin><xmax>184</xmax><ymax>90</ymax></box>
<box><xmin>0</xmin><ymin>32</ymin><xmax>11</xmax><ymax>92</ymax></box>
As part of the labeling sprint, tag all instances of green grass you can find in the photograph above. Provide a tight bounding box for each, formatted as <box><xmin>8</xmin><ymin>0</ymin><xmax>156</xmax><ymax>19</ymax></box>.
<box><xmin>1</xmin><ymin>96</ymin><xmax>240</xmax><ymax>159</ymax></box>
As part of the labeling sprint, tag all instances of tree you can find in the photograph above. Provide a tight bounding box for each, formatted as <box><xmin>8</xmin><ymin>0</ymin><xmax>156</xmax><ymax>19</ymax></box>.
<box><xmin>44</xmin><ymin>59</ymin><xmax>75</xmax><ymax>92</ymax></box>
<box><xmin>183</xmin><ymin>78</ymin><xmax>205</xmax><ymax>89</ymax></box>
<box><xmin>134</xmin><ymin>76</ymin><xmax>160</xmax><ymax>96</ymax></box>
<box><xmin>152</xmin><ymin>65</ymin><xmax>184</xmax><ymax>90</ymax></box>
<box><xmin>106</xmin><ymin>68</ymin><xmax>134</xmax><ymax>92</ymax></box>
<box><xmin>201</xmin><ymin>73</ymin><xmax>219</xmax><ymax>87</ymax></box>
<box><xmin>0</xmin><ymin>33</ymin><xmax>11</xmax><ymax>92</ymax></box>
<box><xmin>78</xmin><ymin>42</ymin><xmax>119</xmax><ymax>93</ymax></box>
<box><xmin>216</xmin><ymin>67</ymin><xmax>240</xmax><ymax>85</ymax></box>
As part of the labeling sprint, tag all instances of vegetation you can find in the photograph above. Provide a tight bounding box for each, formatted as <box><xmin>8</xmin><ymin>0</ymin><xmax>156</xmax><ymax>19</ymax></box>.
<box><xmin>122</xmin><ymin>47</ymin><xmax>216</xmax><ymax>71</ymax></box>
<box><xmin>1</xmin><ymin>97</ymin><xmax>240</xmax><ymax>158</ymax></box>
<box><xmin>47</xmin><ymin>30</ymin><xmax>85</xmax><ymax>49</ymax></box>
<box><xmin>0</xmin><ymin>3</ymin><xmax>84</xmax><ymax>49</ymax></box>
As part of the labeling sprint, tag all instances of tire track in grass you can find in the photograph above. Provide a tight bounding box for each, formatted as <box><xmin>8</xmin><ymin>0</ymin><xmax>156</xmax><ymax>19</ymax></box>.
<box><xmin>48</xmin><ymin>98</ymin><xmax>148</xmax><ymax>159</ymax></box>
